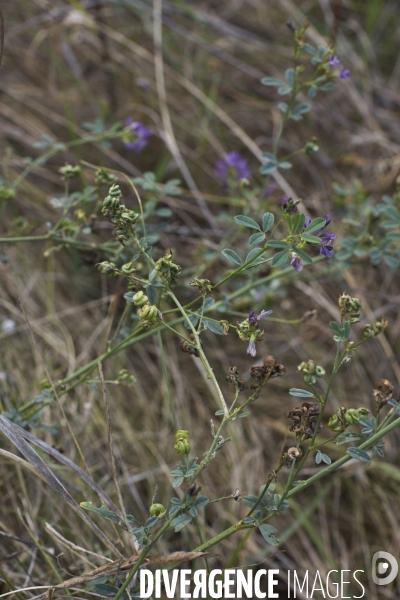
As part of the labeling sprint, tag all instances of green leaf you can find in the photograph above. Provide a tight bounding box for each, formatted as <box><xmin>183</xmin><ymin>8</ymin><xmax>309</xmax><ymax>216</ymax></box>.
<box><xmin>80</xmin><ymin>503</ymin><xmax>125</xmax><ymax>528</ymax></box>
<box><xmin>124</xmin><ymin>292</ymin><xmax>135</xmax><ymax>302</ymax></box>
<box><xmin>320</xmin><ymin>82</ymin><xmax>335</xmax><ymax>91</ymax></box>
<box><xmin>272</xmin><ymin>249</ymin><xmax>290</xmax><ymax>267</ymax></box>
<box><xmin>172</xmin><ymin>476</ymin><xmax>184</xmax><ymax>488</ymax></box>
<box><xmin>262</xmin><ymin>212</ymin><xmax>275</xmax><ymax>232</ymax></box>
<box><xmin>277</xmin><ymin>102</ymin><xmax>288</xmax><ymax>113</ymax></box>
<box><xmin>268</xmin><ymin>239</ymin><xmax>289</xmax><ymax>248</ymax></box>
<box><xmin>184</xmin><ymin>314</ymin><xmax>199</xmax><ymax>330</ymax></box>
<box><xmin>329</xmin><ymin>321</ymin><xmax>342</xmax><ymax>336</ymax></box>
<box><xmin>234</xmin><ymin>215</ymin><xmax>260</xmax><ymax>230</ymax></box>
<box><xmin>261</xmin><ymin>77</ymin><xmax>286</xmax><ymax>87</ymax></box>
<box><xmin>293</xmin><ymin>214</ymin><xmax>306</xmax><ymax>233</ymax></box>
<box><xmin>194</xmin><ymin>495</ymin><xmax>210</xmax><ymax>508</ymax></box>
<box><xmin>242</xmin><ymin>495</ymin><xmax>258</xmax><ymax>508</ymax></box>
<box><xmin>278</xmin><ymin>85</ymin><xmax>292</xmax><ymax>95</ymax></box>
<box><xmin>303</xmin><ymin>217</ymin><xmax>326</xmax><ymax>234</ymax></box>
<box><xmin>300</xmin><ymin>234</ymin><xmax>321</xmax><ymax>244</ymax></box>
<box><xmin>260</xmin><ymin>163</ymin><xmax>277</xmax><ymax>175</ymax></box>
<box><xmin>91</xmin><ymin>583</ymin><xmax>120</xmax><ymax>597</ymax></box>
<box><xmin>171</xmin><ymin>515</ymin><xmax>192</xmax><ymax>532</ymax></box>
<box><xmin>303</xmin><ymin>43</ymin><xmax>318</xmax><ymax>56</ymax></box>
<box><xmin>238</xmin><ymin>411</ymin><xmax>251</xmax><ymax>418</ymax></box>
<box><xmin>343</xmin><ymin>321</ymin><xmax>351</xmax><ymax>338</ymax></box>
<box><xmin>246</xmin><ymin>248</ymin><xmax>263</xmax><ymax>262</ymax></box>
<box><xmin>249</xmin><ymin>231</ymin><xmax>266</xmax><ymax>245</ymax></box>
<box><xmin>308</xmin><ymin>85</ymin><xmax>317</xmax><ymax>99</ymax></box>
<box><xmin>259</xmin><ymin>524</ymin><xmax>279</xmax><ymax>545</ymax></box>
<box><xmin>199</xmin><ymin>298</ymin><xmax>215</xmax><ymax>312</ymax></box>
<box><xmin>291</xmin><ymin>103</ymin><xmax>311</xmax><ymax>120</ymax></box>
<box><xmin>222</xmin><ymin>249</ymin><xmax>242</xmax><ymax>265</ymax></box>
<box><xmin>320</xmin><ymin>453</ymin><xmax>331</xmax><ymax>465</ymax></box>
<box><xmin>215</xmin><ymin>409</ymin><xmax>225</xmax><ymax>416</ymax></box>
<box><xmin>293</xmin><ymin>247</ymin><xmax>313</xmax><ymax>264</ymax></box>
<box><xmin>278</xmin><ymin>161</ymin><xmax>292</xmax><ymax>169</ymax></box>
<box><xmin>285</xmin><ymin>68</ymin><xmax>295</xmax><ymax>86</ymax></box>
<box><xmin>383</xmin><ymin>254</ymin><xmax>399</xmax><ymax>269</ymax></box>
<box><xmin>347</xmin><ymin>448</ymin><xmax>371</xmax><ymax>464</ymax></box>
<box><xmin>203</xmin><ymin>319</ymin><xmax>225</xmax><ymax>335</ymax></box>
<box><xmin>289</xmin><ymin>388</ymin><xmax>314</xmax><ymax>398</ymax></box>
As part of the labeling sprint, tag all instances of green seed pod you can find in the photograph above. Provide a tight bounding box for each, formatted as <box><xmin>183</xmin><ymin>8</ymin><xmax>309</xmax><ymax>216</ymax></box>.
<box><xmin>149</xmin><ymin>503</ymin><xmax>166</xmax><ymax>519</ymax></box>
<box><xmin>59</xmin><ymin>164</ymin><xmax>82</xmax><ymax>180</ymax></box>
<box><xmin>345</xmin><ymin>409</ymin><xmax>358</xmax><ymax>425</ymax></box>
<box><xmin>315</xmin><ymin>366</ymin><xmax>326</xmax><ymax>377</ymax></box>
<box><xmin>109</xmin><ymin>184</ymin><xmax>122</xmax><ymax>197</ymax></box>
<box><xmin>98</xmin><ymin>261</ymin><xmax>116</xmax><ymax>274</ymax></box>
<box><xmin>148</xmin><ymin>306</ymin><xmax>159</xmax><ymax>320</ymax></box>
<box><xmin>133</xmin><ymin>291</ymin><xmax>148</xmax><ymax>306</ymax></box>
<box><xmin>305</xmin><ymin>362</ymin><xmax>316</xmax><ymax>375</ymax></box>
<box><xmin>121</xmin><ymin>262</ymin><xmax>136</xmax><ymax>275</ymax></box>
<box><xmin>138</xmin><ymin>304</ymin><xmax>151</xmax><ymax>319</ymax></box>
<box><xmin>328</xmin><ymin>414</ymin><xmax>342</xmax><ymax>432</ymax></box>
<box><xmin>304</xmin><ymin>374</ymin><xmax>316</xmax><ymax>385</ymax></box>
<box><xmin>174</xmin><ymin>440</ymin><xmax>191</xmax><ymax>455</ymax></box>
<box><xmin>356</xmin><ymin>407</ymin><xmax>369</xmax><ymax>419</ymax></box>
<box><xmin>175</xmin><ymin>430</ymin><xmax>189</xmax><ymax>441</ymax></box>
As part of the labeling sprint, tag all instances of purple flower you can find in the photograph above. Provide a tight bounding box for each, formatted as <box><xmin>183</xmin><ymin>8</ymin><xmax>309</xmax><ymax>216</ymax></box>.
<box><xmin>249</xmin><ymin>309</ymin><xmax>273</xmax><ymax>324</ymax></box>
<box><xmin>319</xmin><ymin>232</ymin><xmax>336</xmax><ymax>258</ymax></box>
<box><xmin>247</xmin><ymin>338</ymin><xmax>257</xmax><ymax>357</ymax></box>
<box><xmin>304</xmin><ymin>214</ymin><xmax>331</xmax><ymax>235</ymax></box>
<box><xmin>265</xmin><ymin>183</ymin><xmax>278</xmax><ymax>197</ymax></box>
<box><xmin>328</xmin><ymin>55</ymin><xmax>340</xmax><ymax>67</ymax></box>
<box><xmin>339</xmin><ymin>67</ymin><xmax>350</xmax><ymax>79</ymax></box>
<box><xmin>290</xmin><ymin>253</ymin><xmax>303</xmax><ymax>272</ymax></box>
<box><xmin>215</xmin><ymin>151</ymin><xmax>251</xmax><ymax>185</ymax></box>
<box><xmin>123</xmin><ymin>118</ymin><xmax>152</xmax><ymax>152</ymax></box>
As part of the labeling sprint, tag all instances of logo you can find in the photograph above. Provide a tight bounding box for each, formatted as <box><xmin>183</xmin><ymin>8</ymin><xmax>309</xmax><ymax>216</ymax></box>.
<box><xmin>372</xmin><ymin>551</ymin><xmax>398</xmax><ymax>586</ymax></box>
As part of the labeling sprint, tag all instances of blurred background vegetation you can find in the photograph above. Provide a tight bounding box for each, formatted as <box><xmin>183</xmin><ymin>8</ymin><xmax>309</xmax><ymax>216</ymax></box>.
<box><xmin>1</xmin><ymin>0</ymin><xmax>400</xmax><ymax>598</ymax></box>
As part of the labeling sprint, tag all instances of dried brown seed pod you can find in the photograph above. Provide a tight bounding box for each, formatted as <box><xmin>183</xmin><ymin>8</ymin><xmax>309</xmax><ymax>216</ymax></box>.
<box><xmin>263</xmin><ymin>355</ymin><xmax>276</xmax><ymax>369</ymax></box>
<box><xmin>287</xmin><ymin>447</ymin><xmax>302</xmax><ymax>459</ymax></box>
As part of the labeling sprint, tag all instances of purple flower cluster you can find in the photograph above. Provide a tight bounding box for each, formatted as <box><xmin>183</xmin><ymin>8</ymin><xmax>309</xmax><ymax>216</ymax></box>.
<box><xmin>123</xmin><ymin>118</ymin><xmax>152</xmax><ymax>152</ymax></box>
<box><xmin>289</xmin><ymin>214</ymin><xmax>336</xmax><ymax>272</ymax></box>
<box><xmin>328</xmin><ymin>55</ymin><xmax>350</xmax><ymax>79</ymax></box>
<box><xmin>215</xmin><ymin>151</ymin><xmax>251</xmax><ymax>186</ymax></box>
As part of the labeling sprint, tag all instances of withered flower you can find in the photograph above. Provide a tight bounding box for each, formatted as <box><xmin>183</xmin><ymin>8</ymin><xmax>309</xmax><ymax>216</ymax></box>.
<box><xmin>288</xmin><ymin>402</ymin><xmax>321</xmax><ymax>440</ymax></box>
<box><xmin>225</xmin><ymin>366</ymin><xmax>245</xmax><ymax>391</ymax></box>
<box><xmin>374</xmin><ymin>378</ymin><xmax>394</xmax><ymax>412</ymax></box>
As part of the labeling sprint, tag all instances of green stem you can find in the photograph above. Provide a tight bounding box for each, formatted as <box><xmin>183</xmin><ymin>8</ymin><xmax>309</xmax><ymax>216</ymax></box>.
<box><xmin>167</xmin><ymin>288</ymin><xmax>229</xmax><ymax>417</ymax></box>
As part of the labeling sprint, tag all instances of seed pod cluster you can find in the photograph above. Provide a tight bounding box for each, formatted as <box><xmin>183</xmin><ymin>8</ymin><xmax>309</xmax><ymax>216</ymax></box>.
<box><xmin>328</xmin><ymin>407</ymin><xmax>369</xmax><ymax>432</ymax></box>
<box><xmin>250</xmin><ymin>356</ymin><xmax>286</xmax><ymax>388</ymax></box>
<box><xmin>288</xmin><ymin>402</ymin><xmax>321</xmax><ymax>440</ymax></box>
